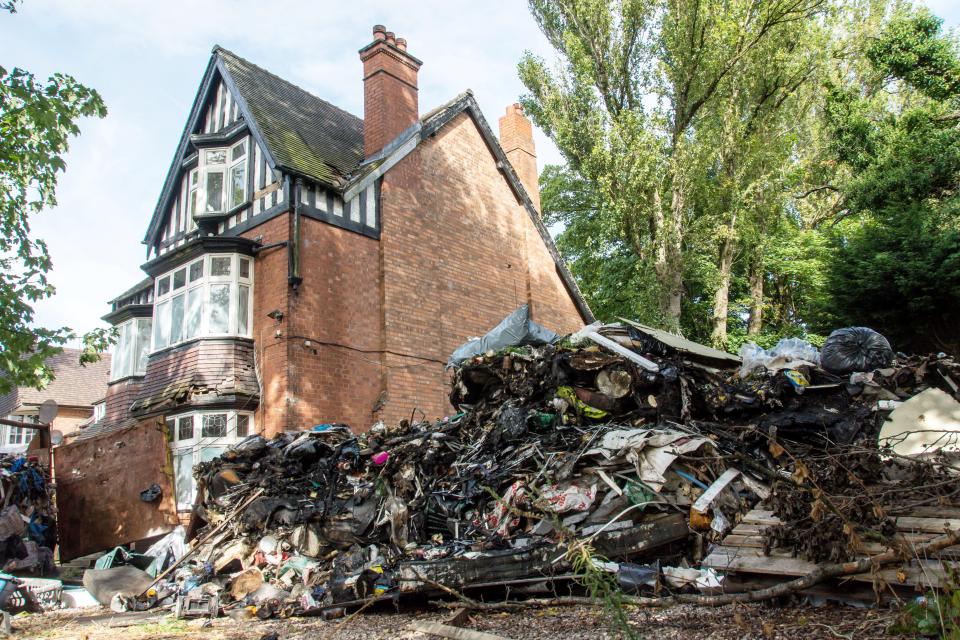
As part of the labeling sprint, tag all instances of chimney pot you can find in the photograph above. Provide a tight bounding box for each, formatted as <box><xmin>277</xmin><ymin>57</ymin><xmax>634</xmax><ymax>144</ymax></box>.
<box><xmin>396</xmin><ymin>37</ymin><xmax>407</xmax><ymax>51</ymax></box>
<box><xmin>385</xmin><ymin>31</ymin><xmax>396</xmax><ymax>45</ymax></box>
<box><xmin>373</xmin><ymin>25</ymin><xmax>387</xmax><ymax>40</ymax></box>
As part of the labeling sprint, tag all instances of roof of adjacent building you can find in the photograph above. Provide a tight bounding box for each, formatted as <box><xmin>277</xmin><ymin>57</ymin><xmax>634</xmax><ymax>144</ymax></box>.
<box><xmin>0</xmin><ymin>349</ymin><xmax>112</xmax><ymax>416</ymax></box>
<box><xmin>216</xmin><ymin>47</ymin><xmax>365</xmax><ymax>187</ymax></box>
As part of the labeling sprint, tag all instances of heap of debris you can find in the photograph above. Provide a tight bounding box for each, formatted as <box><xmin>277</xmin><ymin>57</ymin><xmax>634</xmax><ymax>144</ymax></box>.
<box><xmin>0</xmin><ymin>454</ymin><xmax>56</xmax><ymax>576</ymax></box>
<box><xmin>98</xmin><ymin>314</ymin><xmax>960</xmax><ymax>617</ymax></box>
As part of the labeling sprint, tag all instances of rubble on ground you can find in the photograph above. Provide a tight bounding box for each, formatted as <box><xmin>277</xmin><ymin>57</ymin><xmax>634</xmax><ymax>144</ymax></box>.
<box><xmin>74</xmin><ymin>314</ymin><xmax>960</xmax><ymax>620</ymax></box>
<box><xmin>0</xmin><ymin>454</ymin><xmax>56</xmax><ymax>576</ymax></box>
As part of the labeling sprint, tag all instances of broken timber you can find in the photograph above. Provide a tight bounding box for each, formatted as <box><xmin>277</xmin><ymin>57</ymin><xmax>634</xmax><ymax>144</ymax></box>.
<box><xmin>703</xmin><ymin>507</ymin><xmax>960</xmax><ymax>591</ymax></box>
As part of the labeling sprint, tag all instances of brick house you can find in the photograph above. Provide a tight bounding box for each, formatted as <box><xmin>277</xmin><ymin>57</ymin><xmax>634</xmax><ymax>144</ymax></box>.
<box><xmin>0</xmin><ymin>349</ymin><xmax>111</xmax><ymax>452</ymax></box>
<box><xmin>85</xmin><ymin>26</ymin><xmax>592</xmax><ymax>509</ymax></box>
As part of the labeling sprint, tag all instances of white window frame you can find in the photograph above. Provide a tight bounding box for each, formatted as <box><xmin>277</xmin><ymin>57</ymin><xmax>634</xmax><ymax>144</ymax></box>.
<box><xmin>3</xmin><ymin>415</ymin><xmax>37</xmax><ymax>446</ymax></box>
<box><xmin>93</xmin><ymin>402</ymin><xmax>105</xmax><ymax>422</ymax></box>
<box><xmin>152</xmin><ymin>253</ymin><xmax>253</xmax><ymax>352</ymax></box>
<box><xmin>110</xmin><ymin>317</ymin><xmax>152</xmax><ymax>381</ymax></box>
<box><xmin>196</xmin><ymin>140</ymin><xmax>247</xmax><ymax>215</ymax></box>
<box><xmin>165</xmin><ymin>409</ymin><xmax>255</xmax><ymax>510</ymax></box>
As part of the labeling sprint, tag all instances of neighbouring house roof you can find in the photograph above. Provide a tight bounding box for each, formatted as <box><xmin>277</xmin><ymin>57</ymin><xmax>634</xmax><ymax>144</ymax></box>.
<box><xmin>0</xmin><ymin>349</ymin><xmax>112</xmax><ymax>416</ymax></box>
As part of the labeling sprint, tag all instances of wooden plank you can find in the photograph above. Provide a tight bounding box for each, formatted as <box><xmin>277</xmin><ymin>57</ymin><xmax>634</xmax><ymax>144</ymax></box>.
<box><xmin>703</xmin><ymin>546</ymin><xmax>946</xmax><ymax>588</ymax></box>
<box><xmin>907</xmin><ymin>506</ymin><xmax>960</xmax><ymax>519</ymax></box>
<box><xmin>895</xmin><ymin>516</ymin><xmax>960</xmax><ymax>533</ymax></box>
<box><xmin>730</xmin><ymin>523</ymin><xmax>766</xmax><ymax>536</ymax></box>
<box><xmin>741</xmin><ymin>513</ymin><xmax>781</xmax><ymax>526</ymax></box>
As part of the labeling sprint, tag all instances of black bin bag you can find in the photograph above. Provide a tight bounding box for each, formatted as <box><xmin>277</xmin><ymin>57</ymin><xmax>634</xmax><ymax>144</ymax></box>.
<box><xmin>820</xmin><ymin>327</ymin><xmax>893</xmax><ymax>374</ymax></box>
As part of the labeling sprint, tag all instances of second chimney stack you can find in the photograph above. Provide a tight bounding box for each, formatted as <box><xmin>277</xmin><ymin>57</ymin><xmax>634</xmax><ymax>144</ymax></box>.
<box><xmin>499</xmin><ymin>104</ymin><xmax>541</xmax><ymax>212</ymax></box>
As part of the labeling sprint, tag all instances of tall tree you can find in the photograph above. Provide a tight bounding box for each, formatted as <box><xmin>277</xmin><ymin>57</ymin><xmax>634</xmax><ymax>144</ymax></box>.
<box><xmin>520</xmin><ymin>0</ymin><xmax>828</xmax><ymax>331</ymax></box>
<box><xmin>1</xmin><ymin>5</ymin><xmax>111</xmax><ymax>393</ymax></box>
<box><xmin>820</xmin><ymin>9</ymin><xmax>960</xmax><ymax>353</ymax></box>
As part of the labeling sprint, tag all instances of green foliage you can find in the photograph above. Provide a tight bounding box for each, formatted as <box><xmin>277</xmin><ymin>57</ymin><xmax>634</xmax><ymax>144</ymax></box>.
<box><xmin>890</xmin><ymin>565</ymin><xmax>960</xmax><ymax>638</ymax></box>
<box><xmin>867</xmin><ymin>11</ymin><xmax>960</xmax><ymax>101</ymax></box>
<box><xmin>521</xmin><ymin>0</ymin><xmax>829</xmax><ymax>330</ymax></box>
<box><xmin>820</xmin><ymin>7</ymin><xmax>960</xmax><ymax>353</ymax></box>
<box><xmin>0</xmin><ymin>49</ymin><xmax>110</xmax><ymax>393</ymax></box>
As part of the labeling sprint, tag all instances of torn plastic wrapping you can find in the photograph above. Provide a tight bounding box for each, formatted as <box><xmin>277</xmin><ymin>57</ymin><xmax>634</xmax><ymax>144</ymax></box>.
<box><xmin>739</xmin><ymin>337</ymin><xmax>821</xmax><ymax>378</ymax></box>
<box><xmin>447</xmin><ymin>304</ymin><xmax>559</xmax><ymax>367</ymax></box>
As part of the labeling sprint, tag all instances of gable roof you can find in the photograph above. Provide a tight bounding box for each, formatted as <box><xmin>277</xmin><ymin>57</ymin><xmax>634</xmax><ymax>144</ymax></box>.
<box><xmin>0</xmin><ymin>349</ymin><xmax>112</xmax><ymax>416</ymax></box>
<box><xmin>344</xmin><ymin>90</ymin><xmax>595</xmax><ymax>324</ymax></box>
<box><xmin>145</xmin><ymin>47</ymin><xmax>364</xmax><ymax>247</ymax></box>
<box><xmin>216</xmin><ymin>48</ymin><xmax>364</xmax><ymax>185</ymax></box>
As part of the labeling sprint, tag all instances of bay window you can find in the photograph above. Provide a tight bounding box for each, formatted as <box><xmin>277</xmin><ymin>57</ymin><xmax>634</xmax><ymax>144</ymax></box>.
<box><xmin>165</xmin><ymin>410</ymin><xmax>254</xmax><ymax>509</ymax></box>
<box><xmin>111</xmin><ymin>317</ymin><xmax>152</xmax><ymax>380</ymax></box>
<box><xmin>152</xmin><ymin>253</ymin><xmax>253</xmax><ymax>351</ymax></box>
<box><xmin>196</xmin><ymin>140</ymin><xmax>247</xmax><ymax>215</ymax></box>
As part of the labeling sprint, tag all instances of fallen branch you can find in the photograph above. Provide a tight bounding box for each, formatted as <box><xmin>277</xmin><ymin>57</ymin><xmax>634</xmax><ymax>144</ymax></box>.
<box><xmin>430</xmin><ymin>527</ymin><xmax>960</xmax><ymax>611</ymax></box>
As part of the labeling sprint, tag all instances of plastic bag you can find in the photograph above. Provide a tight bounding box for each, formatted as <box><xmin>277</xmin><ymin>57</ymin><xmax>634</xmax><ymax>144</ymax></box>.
<box><xmin>447</xmin><ymin>304</ymin><xmax>559</xmax><ymax>366</ymax></box>
<box><xmin>820</xmin><ymin>327</ymin><xmax>893</xmax><ymax>374</ymax></box>
<box><xmin>738</xmin><ymin>337</ymin><xmax>820</xmax><ymax>377</ymax></box>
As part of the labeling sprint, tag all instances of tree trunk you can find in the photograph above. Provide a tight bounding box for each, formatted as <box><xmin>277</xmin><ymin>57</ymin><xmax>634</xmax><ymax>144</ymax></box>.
<box><xmin>710</xmin><ymin>213</ymin><xmax>737</xmax><ymax>348</ymax></box>
<box><xmin>747</xmin><ymin>256</ymin><xmax>763</xmax><ymax>336</ymax></box>
<box><xmin>655</xmin><ymin>182</ymin><xmax>684</xmax><ymax>332</ymax></box>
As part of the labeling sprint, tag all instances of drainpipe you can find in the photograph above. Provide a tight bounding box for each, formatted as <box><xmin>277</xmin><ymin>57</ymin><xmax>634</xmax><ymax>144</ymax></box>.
<box><xmin>288</xmin><ymin>176</ymin><xmax>303</xmax><ymax>290</ymax></box>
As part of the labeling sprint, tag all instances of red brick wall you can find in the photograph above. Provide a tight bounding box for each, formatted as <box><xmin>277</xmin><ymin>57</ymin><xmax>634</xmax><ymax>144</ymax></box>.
<box><xmin>284</xmin><ymin>217</ymin><xmax>383</xmax><ymax>432</ymax></box>
<box><xmin>245</xmin><ymin>214</ymin><xmax>384</xmax><ymax>436</ymax></box>
<box><xmin>376</xmin><ymin>111</ymin><xmax>585</xmax><ymax>425</ymax></box>
<box><xmin>244</xmin><ymin>214</ymin><xmax>289</xmax><ymax>436</ymax></box>
<box><xmin>232</xmin><ymin>112</ymin><xmax>585</xmax><ymax>434</ymax></box>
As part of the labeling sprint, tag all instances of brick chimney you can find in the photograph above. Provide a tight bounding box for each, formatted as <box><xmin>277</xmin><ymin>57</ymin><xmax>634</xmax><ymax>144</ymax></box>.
<box><xmin>498</xmin><ymin>103</ymin><xmax>540</xmax><ymax>212</ymax></box>
<box><xmin>359</xmin><ymin>25</ymin><xmax>422</xmax><ymax>158</ymax></box>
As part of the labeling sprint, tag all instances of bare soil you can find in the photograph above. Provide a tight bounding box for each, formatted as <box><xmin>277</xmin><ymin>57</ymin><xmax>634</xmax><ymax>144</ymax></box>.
<box><xmin>11</xmin><ymin>601</ymin><xmax>912</xmax><ymax>639</ymax></box>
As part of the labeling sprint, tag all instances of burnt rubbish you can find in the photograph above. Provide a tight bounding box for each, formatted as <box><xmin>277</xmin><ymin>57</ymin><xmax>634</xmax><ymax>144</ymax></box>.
<box><xmin>98</xmin><ymin>318</ymin><xmax>959</xmax><ymax>617</ymax></box>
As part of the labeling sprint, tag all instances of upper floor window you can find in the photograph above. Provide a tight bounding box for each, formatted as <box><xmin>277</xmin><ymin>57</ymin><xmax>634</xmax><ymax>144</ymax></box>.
<box><xmin>195</xmin><ymin>140</ymin><xmax>247</xmax><ymax>215</ymax></box>
<box><xmin>111</xmin><ymin>317</ymin><xmax>152</xmax><ymax>380</ymax></box>
<box><xmin>153</xmin><ymin>253</ymin><xmax>253</xmax><ymax>351</ymax></box>
<box><xmin>93</xmin><ymin>402</ymin><xmax>105</xmax><ymax>422</ymax></box>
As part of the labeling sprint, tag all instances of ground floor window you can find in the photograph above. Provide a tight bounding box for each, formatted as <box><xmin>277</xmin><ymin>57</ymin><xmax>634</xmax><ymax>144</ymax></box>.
<box><xmin>164</xmin><ymin>410</ymin><xmax>255</xmax><ymax>510</ymax></box>
<box><xmin>1</xmin><ymin>415</ymin><xmax>37</xmax><ymax>447</ymax></box>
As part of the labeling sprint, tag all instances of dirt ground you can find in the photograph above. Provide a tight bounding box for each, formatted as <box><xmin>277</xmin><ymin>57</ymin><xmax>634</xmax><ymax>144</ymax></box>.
<box><xmin>11</xmin><ymin>601</ymin><xmax>914</xmax><ymax>639</ymax></box>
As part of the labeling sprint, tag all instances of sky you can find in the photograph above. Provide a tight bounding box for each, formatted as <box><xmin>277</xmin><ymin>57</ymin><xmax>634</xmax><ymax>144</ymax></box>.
<box><xmin>3</xmin><ymin>0</ymin><xmax>959</xmax><ymax>343</ymax></box>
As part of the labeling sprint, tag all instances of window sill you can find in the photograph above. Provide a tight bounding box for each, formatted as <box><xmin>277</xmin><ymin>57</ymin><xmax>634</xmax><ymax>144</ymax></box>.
<box><xmin>193</xmin><ymin>200</ymin><xmax>252</xmax><ymax>225</ymax></box>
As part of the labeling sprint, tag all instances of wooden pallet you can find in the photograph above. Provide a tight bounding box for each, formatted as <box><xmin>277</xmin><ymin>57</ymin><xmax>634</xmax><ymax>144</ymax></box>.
<box><xmin>703</xmin><ymin>508</ymin><xmax>960</xmax><ymax>590</ymax></box>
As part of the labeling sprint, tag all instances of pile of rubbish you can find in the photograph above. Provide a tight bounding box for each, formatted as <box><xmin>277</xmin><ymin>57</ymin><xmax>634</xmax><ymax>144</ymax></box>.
<box><xmin>0</xmin><ymin>454</ymin><xmax>56</xmax><ymax>577</ymax></box>
<box><xmin>91</xmin><ymin>309</ymin><xmax>960</xmax><ymax>618</ymax></box>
